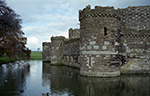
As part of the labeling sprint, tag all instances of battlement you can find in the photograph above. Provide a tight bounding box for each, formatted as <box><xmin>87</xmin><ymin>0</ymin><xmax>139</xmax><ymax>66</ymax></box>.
<box><xmin>79</xmin><ymin>5</ymin><xmax>119</xmax><ymax>21</ymax></box>
<box><xmin>118</xmin><ymin>5</ymin><xmax>150</xmax><ymax>31</ymax></box>
<box><xmin>69</xmin><ymin>28</ymin><xmax>80</xmax><ymax>39</ymax></box>
<box><xmin>123</xmin><ymin>34</ymin><xmax>150</xmax><ymax>38</ymax></box>
<box><xmin>51</xmin><ymin>36</ymin><xmax>65</xmax><ymax>41</ymax></box>
<box><xmin>118</xmin><ymin>5</ymin><xmax>150</xmax><ymax>10</ymax></box>
<box><xmin>42</xmin><ymin>42</ymin><xmax>51</xmax><ymax>46</ymax></box>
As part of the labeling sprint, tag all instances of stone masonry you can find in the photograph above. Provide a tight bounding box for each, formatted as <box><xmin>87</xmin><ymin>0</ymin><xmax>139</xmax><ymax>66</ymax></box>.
<box><xmin>42</xmin><ymin>5</ymin><xmax>150</xmax><ymax>77</ymax></box>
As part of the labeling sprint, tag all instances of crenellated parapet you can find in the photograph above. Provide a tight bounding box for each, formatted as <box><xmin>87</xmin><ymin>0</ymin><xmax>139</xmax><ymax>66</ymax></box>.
<box><xmin>118</xmin><ymin>6</ymin><xmax>150</xmax><ymax>31</ymax></box>
<box><xmin>69</xmin><ymin>28</ymin><xmax>80</xmax><ymax>39</ymax></box>
<box><xmin>79</xmin><ymin>5</ymin><xmax>120</xmax><ymax>21</ymax></box>
<box><xmin>42</xmin><ymin>42</ymin><xmax>51</xmax><ymax>46</ymax></box>
<box><xmin>51</xmin><ymin>36</ymin><xmax>65</xmax><ymax>41</ymax></box>
<box><xmin>123</xmin><ymin>34</ymin><xmax>150</xmax><ymax>38</ymax></box>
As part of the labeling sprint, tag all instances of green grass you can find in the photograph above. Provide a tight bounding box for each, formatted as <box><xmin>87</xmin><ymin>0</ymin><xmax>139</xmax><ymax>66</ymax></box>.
<box><xmin>0</xmin><ymin>51</ymin><xmax>43</xmax><ymax>63</ymax></box>
<box><xmin>0</xmin><ymin>55</ymin><xmax>18</xmax><ymax>64</ymax></box>
<box><xmin>0</xmin><ymin>56</ymin><xmax>12</xmax><ymax>62</ymax></box>
<box><xmin>30</xmin><ymin>51</ymin><xmax>43</xmax><ymax>60</ymax></box>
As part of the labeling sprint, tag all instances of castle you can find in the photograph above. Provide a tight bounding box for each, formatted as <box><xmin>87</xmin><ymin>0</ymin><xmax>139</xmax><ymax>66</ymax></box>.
<box><xmin>43</xmin><ymin>5</ymin><xmax>150</xmax><ymax>77</ymax></box>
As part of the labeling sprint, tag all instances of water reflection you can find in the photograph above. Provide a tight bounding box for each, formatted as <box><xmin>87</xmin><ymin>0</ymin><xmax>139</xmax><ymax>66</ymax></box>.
<box><xmin>0</xmin><ymin>61</ymin><xmax>30</xmax><ymax>96</ymax></box>
<box><xmin>0</xmin><ymin>61</ymin><xmax>51</xmax><ymax>96</ymax></box>
<box><xmin>0</xmin><ymin>61</ymin><xmax>149</xmax><ymax>96</ymax></box>
<box><xmin>43</xmin><ymin>62</ymin><xmax>150</xmax><ymax>96</ymax></box>
<box><xmin>42</xmin><ymin>62</ymin><xmax>79</xmax><ymax>96</ymax></box>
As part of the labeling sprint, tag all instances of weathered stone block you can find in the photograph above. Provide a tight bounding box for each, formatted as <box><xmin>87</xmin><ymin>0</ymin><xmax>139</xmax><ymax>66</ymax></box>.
<box><xmin>102</xmin><ymin>46</ymin><xmax>107</xmax><ymax>50</ymax></box>
<box><xmin>104</xmin><ymin>41</ymin><xmax>110</xmax><ymax>45</ymax></box>
<box><xmin>115</xmin><ymin>42</ymin><xmax>119</xmax><ymax>45</ymax></box>
<box><xmin>93</xmin><ymin>45</ymin><xmax>99</xmax><ymax>49</ymax></box>
<box><xmin>89</xmin><ymin>41</ymin><xmax>96</xmax><ymax>45</ymax></box>
<box><xmin>87</xmin><ymin>45</ymin><xmax>92</xmax><ymax>49</ymax></box>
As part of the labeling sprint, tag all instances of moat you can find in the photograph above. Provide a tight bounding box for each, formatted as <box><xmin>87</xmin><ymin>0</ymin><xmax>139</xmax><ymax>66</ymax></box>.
<box><xmin>0</xmin><ymin>60</ymin><xmax>150</xmax><ymax>96</ymax></box>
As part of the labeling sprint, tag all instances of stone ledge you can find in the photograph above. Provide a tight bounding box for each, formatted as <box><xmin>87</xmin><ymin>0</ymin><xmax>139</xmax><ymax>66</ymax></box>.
<box><xmin>121</xmin><ymin>68</ymin><xmax>150</xmax><ymax>74</ymax></box>
<box><xmin>50</xmin><ymin>62</ymin><xmax>80</xmax><ymax>69</ymax></box>
<box><xmin>80</xmin><ymin>71</ymin><xmax>120</xmax><ymax>77</ymax></box>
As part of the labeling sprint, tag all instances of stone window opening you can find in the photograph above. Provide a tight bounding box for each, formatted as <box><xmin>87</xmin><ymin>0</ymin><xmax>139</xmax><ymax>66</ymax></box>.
<box><xmin>89</xmin><ymin>57</ymin><xmax>92</xmax><ymax>66</ymax></box>
<box><xmin>104</xmin><ymin>27</ymin><xmax>107</xmax><ymax>36</ymax></box>
<box><xmin>59</xmin><ymin>43</ymin><xmax>63</xmax><ymax>47</ymax></box>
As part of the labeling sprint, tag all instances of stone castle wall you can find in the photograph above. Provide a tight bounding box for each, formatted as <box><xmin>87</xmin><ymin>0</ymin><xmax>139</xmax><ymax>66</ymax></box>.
<box><xmin>63</xmin><ymin>38</ymin><xmax>80</xmax><ymax>68</ymax></box>
<box><xmin>42</xmin><ymin>29</ymin><xmax>80</xmax><ymax>67</ymax></box>
<box><xmin>118</xmin><ymin>6</ymin><xmax>150</xmax><ymax>31</ymax></box>
<box><xmin>50</xmin><ymin>36</ymin><xmax>65</xmax><ymax>64</ymax></box>
<box><xmin>121</xmin><ymin>33</ymin><xmax>150</xmax><ymax>73</ymax></box>
<box><xmin>65</xmin><ymin>28</ymin><xmax>80</xmax><ymax>67</ymax></box>
<box><xmin>42</xmin><ymin>42</ymin><xmax>51</xmax><ymax>61</ymax></box>
<box><xmin>118</xmin><ymin>6</ymin><xmax>150</xmax><ymax>73</ymax></box>
<box><xmin>42</xmin><ymin>5</ymin><xmax>150</xmax><ymax>77</ymax></box>
<box><xmin>69</xmin><ymin>28</ymin><xmax>80</xmax><ymax>39</ymax></box>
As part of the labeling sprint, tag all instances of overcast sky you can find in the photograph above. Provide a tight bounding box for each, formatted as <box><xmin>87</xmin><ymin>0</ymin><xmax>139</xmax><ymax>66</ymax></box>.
<box><xmin>4</xmin><ymin>0</ymin><xmax>150</xmax><ymax>51</ymax></box>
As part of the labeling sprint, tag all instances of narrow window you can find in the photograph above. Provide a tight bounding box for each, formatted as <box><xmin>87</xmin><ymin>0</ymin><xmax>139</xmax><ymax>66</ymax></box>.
<box><xmin>59</xmin><ymin>43</ymin><xmax>63</xmax><ymax>47</ymax></box>
<box><xmin>89</xmin><ymin>57</ymin><xmax>91</xmax><ymax>66</ymax></box>
<box><xmin>104</xmin><ymin>27</ymin><xmax>107</xmax><ymax>36</ymax></box>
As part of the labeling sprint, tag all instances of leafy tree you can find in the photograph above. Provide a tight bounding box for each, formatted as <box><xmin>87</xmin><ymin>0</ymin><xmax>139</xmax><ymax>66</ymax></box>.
<box><xmin>37</xmin><ymin>48</ymin><xmax>40</xmax><ymax>51</ymax></box>
<box><xmin>0</xmin><ymin>0</ymin><xmax>30</xmax><ymax>59</ymax></box>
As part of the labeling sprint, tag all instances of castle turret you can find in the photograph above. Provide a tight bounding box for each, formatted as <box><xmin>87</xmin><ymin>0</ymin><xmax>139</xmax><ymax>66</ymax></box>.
<box><xmin>69</xmin><ymin>28</ymin><xmax>80</xmax><ymax>39</ymax></box>
<box><xmin>79</xmin><ymin>5</ymin><xmax>122</xmax><ymax>77</ymax></box>
<box><xmin>50</xmin><ymin>36</ymin><xmax>65</xmax><ymax>64</ymax></box>
<box><xmin>42</xmin><ymin>42</ymin><xmax>51</xmax><ymax>62</ymax></box>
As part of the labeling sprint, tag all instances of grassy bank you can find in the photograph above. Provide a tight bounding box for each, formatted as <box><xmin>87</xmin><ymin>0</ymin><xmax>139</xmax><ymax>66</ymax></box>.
<box><xmin>0</xmin><ymin>55</ymin><xmax>18</xmax><ymax>65</ymax></box>
<box><xmin>0</xmin><ymin>51</ymin><xmax>43</xmax><ymax>64</ymax></box>
<box><xmin>30</xmin><ymin>51</ymin><xmax>42</xmax><ymax>60</ymax></box>
<box><xmin>0</xmin><ymin>56</ymin><xmax>13</xmax><ymax>63</ymax></box>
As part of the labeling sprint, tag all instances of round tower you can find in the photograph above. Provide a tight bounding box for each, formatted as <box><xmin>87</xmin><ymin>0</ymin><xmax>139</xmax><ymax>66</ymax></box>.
<box><xmin>79</xmin><ymin>5</ymin><xmax>121</xmax><ymax>77</ymax></box>
<box><xmin>50</xmin><ymin>36</ymin><xmax>65</xmax><ymax>64</ymax></box>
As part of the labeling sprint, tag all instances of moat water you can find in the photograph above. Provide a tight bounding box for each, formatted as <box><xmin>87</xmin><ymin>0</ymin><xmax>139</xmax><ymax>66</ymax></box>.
<box><xmin>0</xmin><ymin>60</ymin><xmax>150</xmax><ymax>96</ymax></box>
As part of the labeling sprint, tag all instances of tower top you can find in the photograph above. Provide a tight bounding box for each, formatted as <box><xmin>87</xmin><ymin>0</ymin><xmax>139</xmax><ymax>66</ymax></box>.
<box><xmin>79</xmin><ymin>5</ymin><xmax>119</xmax><ymax>21</ymax></box>
<box><xmin>51</xmin><ymin>36</ymin><xmax>65</xmax><ymax>41</ymax></box>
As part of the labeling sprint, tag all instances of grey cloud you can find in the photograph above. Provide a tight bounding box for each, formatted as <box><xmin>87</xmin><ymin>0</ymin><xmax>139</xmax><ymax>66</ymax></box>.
<box><xmin>93</xmin><ymin>0</ymin><xmax>150</xmax><ymax>8</ymax></box>
<box><xmin>69</xmin><ymin>0</ymin><xmax>150</xmax><ymax>9</ymax></box>
<box><xmin>6</xmin><ymin>0</ymin><xmax>68</xmax><ymax>24</ymax></box>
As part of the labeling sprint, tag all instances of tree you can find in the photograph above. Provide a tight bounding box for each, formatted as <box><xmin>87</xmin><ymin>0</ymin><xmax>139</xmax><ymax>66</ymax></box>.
<box><xmin>37</xmin><ymin>48</ymin><xmax>40</xmax><ymax>51</ymax></box>
<box><xmin>0</xmin><ymin>0</ymin><xmax>30</xmax><ymax>59</ymax></box>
